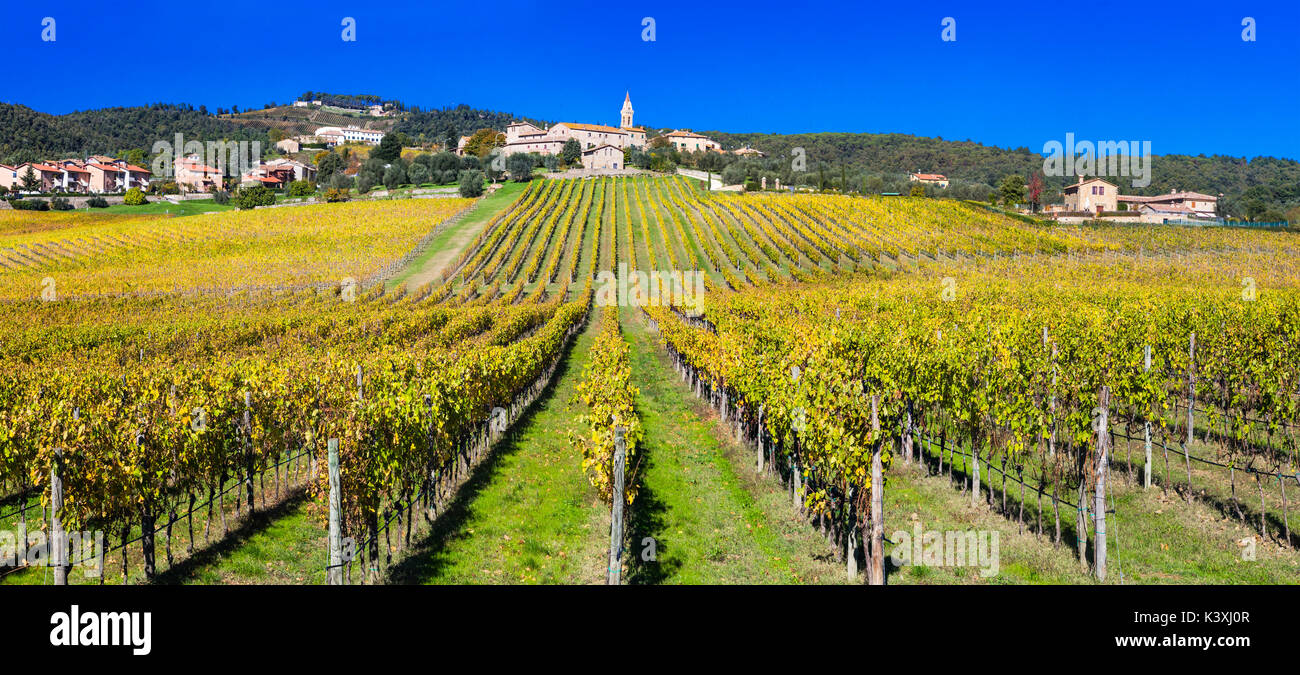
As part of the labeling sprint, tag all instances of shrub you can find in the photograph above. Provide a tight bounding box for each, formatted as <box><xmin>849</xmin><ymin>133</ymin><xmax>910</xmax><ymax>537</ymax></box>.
<box><xmin>356</xmin><ymin>176</ymin><xmax>373</xmax><ymax>194</ymax></box>
<box><xmin>50</xmin><ymin>197</ymin><xmax>74</xmax><ymax>211</ymax></box>
<box><xmin>458</xmin><ymin>170</ymin><xmax>485</xmax><ymax>198</ymax></box>
<box><xmin>328</xmin><ymin>173</ymin><xmax>353</xmax><ymax>191</ymax></box>
<box><xmin>11</xmin><ymin>199</ymin><xmax>50</xmax><ymax>211</ymax></box>
<box><xmin>237</xmin><ymin>185</ymin><xmax>276</xmax><ymax>209</ymax></box>
<box><xmin>323</xmin><ymin>188</ymin><xmax>349</xmax><ymax>203</ymax></box>
<box><xmin>212</xmin><ymin>190</ymin><xmax>231</xmax><ymax>205</ymax></box>
<box><xmin>384</xmin><ymin>164</ymin><xmax>407</xmax><ymax>189</ymax></box>
<box><xmin>506</xmin><ymin>153</ymin><xmax>534</xmax><ymax>182</ymax></box>
<box><xmin>87</xmin><ymin>196</ymin><xmax>109</xmax><ymax>208</ymax></box>
<box><xmin>124</xmin><ymin>188</ymin><xmax>148</xmax><ymax>205</ymax></box>
<box><xmin>287</xmin><ymin>179</ymin><xmax>317</xmax><ymax>197</ymax></box>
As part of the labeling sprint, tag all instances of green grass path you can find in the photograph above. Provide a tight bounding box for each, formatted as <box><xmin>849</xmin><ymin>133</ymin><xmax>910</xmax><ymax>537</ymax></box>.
<box><xmin>620</xmin><ymin>310</ymin><xmax>849</xmax><ymax>584</ymax></box>
<box><xmin>388</xmin><ymin>309</ymin><xmax>609</xmax><ymax>584</ymax></box>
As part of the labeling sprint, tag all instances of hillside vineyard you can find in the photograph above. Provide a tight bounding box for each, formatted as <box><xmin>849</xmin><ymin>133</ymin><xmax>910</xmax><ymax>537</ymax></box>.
<box><xmin>2</xmin><ymin>176</ymin><xmax>1297</xmax><ymax>583</ymax></box>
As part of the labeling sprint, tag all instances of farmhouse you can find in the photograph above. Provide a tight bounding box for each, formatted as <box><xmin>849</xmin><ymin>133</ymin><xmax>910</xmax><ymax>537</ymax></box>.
<box><xmin>909</xmin><ymin>172</ymin><xmax>949</xmax><ymax>188</ymax></box>
<box><xmin>662</xmin><ymin>130</ymin><xmax>720</xmax><ymax>153</ymax></box>
<box><xmin>1118</xmin><ymin>190</ymin><xmax>1218</xmax><ymax>220</ymax></box>
<box><xmin>581</xmin><ymin>144</ymin><xmax>623</xmax><ymax>171</ymax></box>
<box><xmin>1062</xmin><ymin>177</ymin><xmax>1118</xmax><ymax>213</ymax></box>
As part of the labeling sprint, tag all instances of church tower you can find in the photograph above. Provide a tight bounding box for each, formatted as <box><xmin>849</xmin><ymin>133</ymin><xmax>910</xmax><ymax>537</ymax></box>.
<box><xmin>620</xmin><ymin>92</ymin><xmax>634</xmax><ymax>129</ymax></box>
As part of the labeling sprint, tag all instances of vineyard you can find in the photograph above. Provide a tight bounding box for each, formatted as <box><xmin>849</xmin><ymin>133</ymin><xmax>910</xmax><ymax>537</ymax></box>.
<box><xmin>2</xmin><ymin>176</ymin><xmax>1298</xmax><ymax>585</ymax></box>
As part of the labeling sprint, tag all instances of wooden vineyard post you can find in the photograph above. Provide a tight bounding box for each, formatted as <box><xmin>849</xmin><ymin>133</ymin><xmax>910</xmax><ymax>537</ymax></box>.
<box><xmin>327</xmin><ymin>438</ymin><xmax>343</xmax><ymax>586</ymax></box>
<box><xmin>869</xmin><ymin>395</ymin><xmax>885</xmax><ymax>586</ymax></box>
<box><xmin>51</xmin><ymin>447</ymin><xmax>68</xmax><ymax>585</ymax></box>
<box><xmin>1184</xmin><ymin>333</ymin><xmax>1196</xmax><ymax>503</ymax></box>
<box><xmin>756</xmin><ymin>405</ymin><xmax>764</xmax><ymax>474</ymax></box>
<box><xmin>846</xmin><ymin>486</ymin><xmax>858</xmax><ymax>581</ymax></box>
<box><xmin>608</xmin><ymin>426</ymin><xmax>627</xmax><ymax>586</ymax></box>
<box><xmin>1143</xmin><ymin>345</ymin><xmax>1153</xmax><ymax>489</ymax></box>
<box><xmin>139</xmin><ymin>433</ymin><xmax>156</xmax><ymax>581</ymax></box>
<box><xmin>243</xmin><ymin>391</ymin><xmax>255</xmax><ymax>515</ymax></box>
<box><xmin>1095</xmin><ymin>386</ymin><xmax>1110</xmax><ymax>582</ymax></box>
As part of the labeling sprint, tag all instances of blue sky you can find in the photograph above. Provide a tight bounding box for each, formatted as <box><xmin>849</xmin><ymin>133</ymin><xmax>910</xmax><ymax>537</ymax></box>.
<box><xmin>4</xmin><ymin>0</ymin><xmax>1298</xmax><ymax>159</ymax></box>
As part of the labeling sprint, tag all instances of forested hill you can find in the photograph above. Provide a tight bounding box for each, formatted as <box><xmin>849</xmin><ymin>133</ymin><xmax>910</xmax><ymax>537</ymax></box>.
<box><xmin>706</xmin><ymin>130</ymin><xmax>1300</xmax><ymax>219</ymax></box>
<box><xmin>0</xmin><ymin>101</ymin><xmax>547</xmax><ymax>164</ymax></box>
<box><xmin>392</xmin><ymin>104</ymin><xmax>552</xmax><ymax>147</ymax></box>
<box><xmin>0</xmin><ymin>103</ymin><xmax>268</xmax><ymax>163</ymax></box>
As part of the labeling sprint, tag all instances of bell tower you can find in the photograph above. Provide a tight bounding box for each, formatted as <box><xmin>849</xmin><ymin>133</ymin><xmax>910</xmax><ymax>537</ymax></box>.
<box><xmin>620</xmin><ymin>92</ymin><xmax>634</xmax><ymax>129</ymax></box>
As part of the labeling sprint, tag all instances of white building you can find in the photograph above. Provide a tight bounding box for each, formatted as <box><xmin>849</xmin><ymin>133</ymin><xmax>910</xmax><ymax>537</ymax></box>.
<box><xmin>314</xmin><ymin>126</ymin><xmax>386</xmax><ymax>146</ymax></box>
<box><xmin>662</xmin><ymin>130</ymin><xmax>721</xmax><ymax>153</ymax></box>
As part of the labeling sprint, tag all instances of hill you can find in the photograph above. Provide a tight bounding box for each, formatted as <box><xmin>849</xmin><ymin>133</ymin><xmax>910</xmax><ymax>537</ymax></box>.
<box><xmin>225</xmin><ymin>104</ymin><xmax>396</xmax><ymax>139</ymax></box>
<box><xmin>0</xmin><ymin>103</ymin><xmax>268</xmax><ymax>164</ymax></box>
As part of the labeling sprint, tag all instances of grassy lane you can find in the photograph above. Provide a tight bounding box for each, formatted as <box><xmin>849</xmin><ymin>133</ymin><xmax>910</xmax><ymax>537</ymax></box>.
<box><xmin>620</xmin><ymin>310</ymin><xmax>849</xmax><ymax>584</ymax></box>
<box><xmin>387</xmin><ymin>309</ymin><xmax>609</xmax><ymax>584</ymax></box>
<box><xmin>387</xmin><ymin>181</ymin><xmax>528</xmax><ymax>290</ymax></box>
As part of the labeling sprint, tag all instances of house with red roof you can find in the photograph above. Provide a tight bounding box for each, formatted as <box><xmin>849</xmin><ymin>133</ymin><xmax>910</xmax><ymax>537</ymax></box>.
<box><xmin>174</xmin><ymin>154</ymin><xmax>223</xmax><ymax>193</ymax></box>
<box><xmin>909</xmin><ymin>172</ymin><xmax>950</xmax><ymax>189</ymax></box>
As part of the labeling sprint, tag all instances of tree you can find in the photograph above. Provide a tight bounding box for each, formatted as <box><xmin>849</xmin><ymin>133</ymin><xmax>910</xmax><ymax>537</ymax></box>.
<box><xmin>506</xmin><ymin>153</ymin><xmax>534</xmax><ymax>182</ymax></box>
<box><xmin>356</xmin><ymin>176</ymin><xmax>373</xmax><ymax>194</ymax></box>
<box><xmin>287</xmin><ymin>180</ymin><xmax>316</xmax><ymax>197</ymax></box>
<box><xmin>909</xmin><ymin>183</ymin><xmax>926</xmax><ymax>197</ymax></box>
<box><xmin>373</xmin><ymin>133</ymin><xmax>402</xmax><ymax>162</ymax></box>
<box><xmin>123</xmin><ymin>187</ymin><xmax>147</xmax><ymax>205</ymax></box>
<box><xmin>462</xmin><ymin>128</ymin><xmax>506</xmax><ymax>159</ymax></box>
<box><xmin>1026</xmin><ymin>172</ymin><xmax>1045</xmax><ymax>212</ymax></box>
<box><xmin>562</xmin><ymin>138</ymin><xmax>582</xmax><ymax>166</ymax></box>
<box><xmin>384</xmin><ymin>163</ymin><xmax>407</xmax><ymax>189</ymax></box>
<box><xmin>407</xmin><ymin>163</ymin><xmax>429</xmax><ymax>186</ymax></box>
<box><xmin>458</xmin><ymin>169</ymin><xmax>485</xmax><ymax>198</ymax></box>
<box><xmin>999</xmin><ymin>174</ymin><xmax>1026</xmax><ymax>208</ymax></box>
<box><xmin>19</xmin><ymin>166</ymin><xmax>40</xmax><ymax>192</ymax></box>
<box><xmin>237</xmin><ymin>185</ymin><xmax>275</xmax><ymax>209</ymax></box>
<box><xmin>316</xmin><ymin>153</ymin><xmax>345</xmax><ymax>183</ymax></box>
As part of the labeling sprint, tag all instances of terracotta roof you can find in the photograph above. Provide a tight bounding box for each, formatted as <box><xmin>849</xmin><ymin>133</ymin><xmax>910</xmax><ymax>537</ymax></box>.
<box><xmin>1118</xmin><ymin>191</ymin><xmax>1217</xmax><ymax>203</ymax></box>
<box><xmin>1140</xmin><ymin>203</ymin><xmax>1195</xmax><ymax>214</ymax></box>
<box><xmin>177</xmin><ymin>161</ymin><xmax>220</xmax><ymax>173</ymax></box>
<box><xmin>558</xmin><ymin>122</ymin><xmax>628</xmax><ymax>134</ymax></box>
<box><xmin>123</xmin><ymin>164</ymin><xmax>151</xmax><ymax>174</ymax></box>
<box><xmin>62</xmin><ymin>166</ymin><xmax>91</xmax><ymax>174</ymax></box>
<box><xmin>87</xmin><ymin>163</ymin><xmax>124</xmax><ymax>172</ymax></box>
<box><xmin>582</xmin><ymin>143</ymin><xmax>622</xmax><ymax>154</ymax></box>
<box><xmin>30</xmin><ymin>163</ymin><xmax>62</xmax><ymax>172</ymax></box>
<box><xmin>664</xmin><ymin>130</ymin><xmax>710</xmax><ymax>138</ymax></box>
<box><xmin>910</xmin><ymin>172</ymin><xmax>947</xmax><ymax>181</ymax></box>
<box><xmin>1062</xmin><ymin>177</ymin><xmax>1118</xmax><ymax>190</ymax></box>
